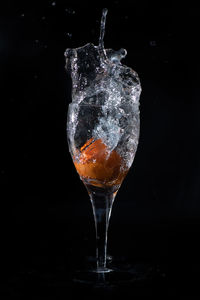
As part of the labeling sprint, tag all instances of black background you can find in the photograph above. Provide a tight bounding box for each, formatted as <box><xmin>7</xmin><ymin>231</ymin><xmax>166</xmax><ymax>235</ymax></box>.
<box><xmin>1</xmin><ymin>0</ymin><xmax>200</xmax><ymax>297</ymax></box>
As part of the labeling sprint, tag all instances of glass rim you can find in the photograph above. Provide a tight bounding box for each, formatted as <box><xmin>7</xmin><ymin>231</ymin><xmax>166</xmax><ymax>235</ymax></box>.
<box><xmin>68</xmin><ymin>102</ymin><xmax>139</xmax><ymax>107</ymax></box>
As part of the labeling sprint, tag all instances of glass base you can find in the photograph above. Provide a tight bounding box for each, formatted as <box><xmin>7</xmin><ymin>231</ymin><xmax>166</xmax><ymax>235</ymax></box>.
<box><xmin>92</xmin><ymin>267</ymin><xmax>113</xmax><ymax>273</ymax></box>
<box><xmin>72</xmin><ymin>256</ymin><xmax>166</xmax><ymax>289</ymax></box>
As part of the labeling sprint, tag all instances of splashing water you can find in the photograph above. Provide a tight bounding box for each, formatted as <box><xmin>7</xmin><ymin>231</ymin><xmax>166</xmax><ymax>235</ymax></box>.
<box><xmin>65</xmin><ymin>9</ymin><xmax>141</xmax><ymax>167</ymax></box>
<box><xmin>98</xmin><ymin>8</ymin><xmax>108</xmax><ymax>60</ymax></box>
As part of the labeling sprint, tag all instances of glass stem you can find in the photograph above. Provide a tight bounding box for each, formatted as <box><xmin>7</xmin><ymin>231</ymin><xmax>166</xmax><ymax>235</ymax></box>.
<box><xmin>89</xmin><ymin>188</ymin><xmax>115</xmax><ymax>272</ymax></box>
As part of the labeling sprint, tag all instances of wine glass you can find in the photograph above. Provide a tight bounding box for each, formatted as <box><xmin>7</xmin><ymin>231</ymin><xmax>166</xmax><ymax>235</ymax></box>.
<box><xmin>67</xmin><ymin>102</ymin><xmax>140</xmax><ymax>273</ymax></box>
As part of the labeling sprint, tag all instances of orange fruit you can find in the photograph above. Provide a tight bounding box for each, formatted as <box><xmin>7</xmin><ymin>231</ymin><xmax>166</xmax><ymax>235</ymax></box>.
<box><xmin>74</xmin><ymin>138</ymin><xmax>127</xmax><ymax>187</ymax></box>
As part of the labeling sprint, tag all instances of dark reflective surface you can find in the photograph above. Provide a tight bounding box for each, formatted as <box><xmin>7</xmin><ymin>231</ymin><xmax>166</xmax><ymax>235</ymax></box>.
<box><xmin>2</xmin><ymin>209</ymin><xmax>200</xmax><ymax>297</ymax></box>
<box><xmin>1</xmin><ymin>0</ymin><xmax>200</xmax><ymax>298</ymax></box>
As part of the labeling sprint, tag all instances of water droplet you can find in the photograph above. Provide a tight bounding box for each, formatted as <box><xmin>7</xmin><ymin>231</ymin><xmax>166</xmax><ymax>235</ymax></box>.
<box><xmin>150</xmin><ymin>40</ymin><xmax>156</xmax><ymax>46</ymax></box>
<box><xmin>66</xmin><ymin>32</ymin><xmax>72</xmax><ymax>38</ymax></box>
<box><xmin>65</xmin><ymin>8</ymin><xmax>75</xmax><ymax>15</ymax></box>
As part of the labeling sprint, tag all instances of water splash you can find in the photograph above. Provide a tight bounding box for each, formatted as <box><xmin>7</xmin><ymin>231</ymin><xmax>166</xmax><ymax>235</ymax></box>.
<box><xmin>65</xmin><ymin>8</ymin><xmax>141</xmax><ymax>166</ymax></box>
<box><xmin>99</xmin><ymin>8</ymin><xmax>108</xmax><ymax>60</ymax></box>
